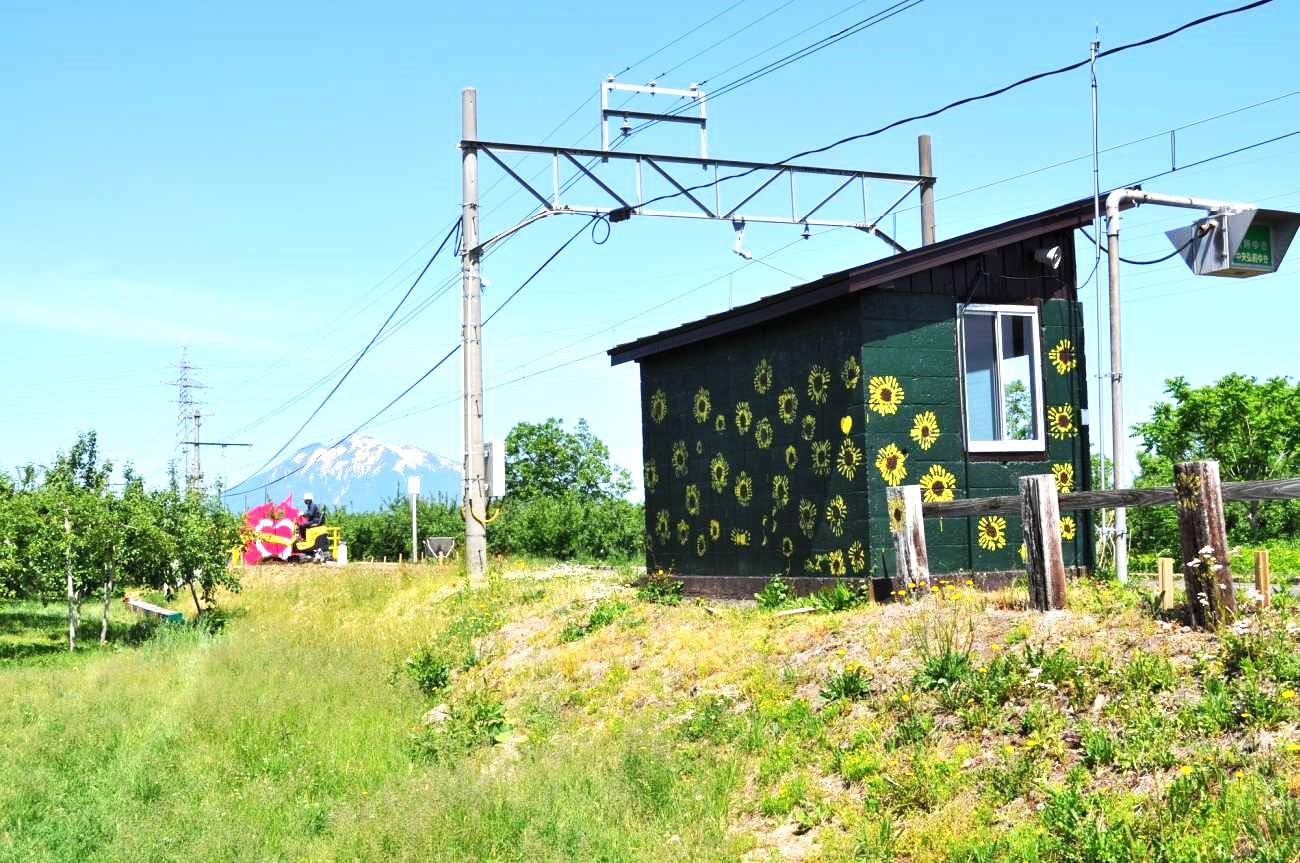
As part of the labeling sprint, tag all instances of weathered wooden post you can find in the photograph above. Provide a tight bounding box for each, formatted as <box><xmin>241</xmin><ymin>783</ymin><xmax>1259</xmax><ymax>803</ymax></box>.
<box><xmin>1174</xmin><ymin>460</ymin><xmax>1236</xmax><ymax>629</ymax></box>
<box><xmin>1020</xmin><ymin>474</ymin><xmax>1066</xmax><ymax>611</ymax></box>
<box><xmin>887</xmin><ymin>485</ymin><xmax>929</xmax><ymax>592</ymax></box>
<box><xmin>1157</xmin><ymin>557</ymin><xmax>1175</xmax><ymax>611</ymax></box>
<box><xmin>1254</xmin><ymin>550</ymin><xmax>1272</xmax><ymax>606</ymax></box>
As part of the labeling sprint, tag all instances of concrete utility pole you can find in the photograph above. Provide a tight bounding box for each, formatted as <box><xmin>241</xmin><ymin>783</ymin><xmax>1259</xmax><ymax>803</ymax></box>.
<box><xmin>408</xmin><ymin>475</ymin><xmax>420</xmax><ymax>565</ymax></box>
<box><xmin>192</xmin><ymin>410</ymin><xmax>202</xmax><ymax>488</ymax></box>
<box><xmin>460</xmin><ymin>88</ymin><xmax>488</xmax><ymax>587</ymax></box>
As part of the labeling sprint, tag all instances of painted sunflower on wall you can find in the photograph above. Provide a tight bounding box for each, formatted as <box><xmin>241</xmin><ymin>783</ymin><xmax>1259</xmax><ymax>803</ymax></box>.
<box><xmin>730</xmin><ymin>528</ymin><xmax>751</xmax><ymax>547</ymax></box>
<box><xmin>753</xmin><ymin>358</ymin><xmax>774</xmax><ymax>395</ymax></box>
<box><xmin>797</xmin><ymin>499</ymin><xmax>817</xmax><ymax>538</ymax></box>
<box><xmin>920</xmin><ymin>464</ymin><xmax>957</xmax><ymax>503</ymax></box>
<box><xmin>696</xmin><ymin>534</ymin><xmax>707</xmax><ymax>556</ymax></box>
<box><xmin>1061</xmin><ymin>515</ymin><xmax>1077</xmax><ymax>541</ymax></box>
<box><xmin>841</xmin><ymin>355</ymin><xmax>861</xmax><ymax>390</ymax></box>
<box><xmin>644</xmin><ymin>459</ymin><xmax>659</xmax><ymax>492</ymax></box>
<box><xmin>777</xmin><ymin>387</ymin><xmax>799</xmax><ymax>424</ymax></box>
<box><xmin>808</xmin><ymin>365</ymin><xmax>831</xmax><ymax>405</ymax></box>
<box><xmin>1176</xmin><ymin>472</ymin><xmax>1201</xmax><ymax>510</ymax></box>
<box><xmin>848</xmin><ymin>541</ymin><xmax>866</xmax><ymax>573</ymax></box>
<box><xmin>1048</xmin><ymin>339</ymin><xmax>1077</xmax><ymax>375</ymax></box>
<box><xmin>754</xmin><ymin>417</ymin><xmax>774</xmax><ymax>449</ymax></box>
<box><xmin>693</xmin><ymin>387</ymin><xmax>711</xmax><ymax>423</ymax></box>
<box><xmin>709</xmin><ymin>519</ymin><xmax>721</xmax><ymax>541</ymax></box>
<box><xmin>676</xmin><ymin>519</ymin><xmax>690</xmax><ymax>546</ymax></box>
<box><xmin>714</xmin><ymin>414</ymin><xmax>727</xmax><ymax>433</ymax></box>
<box><xmin>836</xmin><ymin>438</ymin><xmax>864</xmax><ymax>480</ymax></box>
<box><xmin>784</xmin><ymin>445</ymin><xmax>799</xmax><ymax>470</ymax></box>
<box><xmin>1052</xmin><ymin>463</ymin><xmax>1074</xmax><ymax>494</ymax></box>
<box><xmin>670</xmin><ymin>441</ymin><xmax>688</xmax><ymax>477</ymax></box>
<box><xmin>909</xmin><ymin>411</ymin><xmax>940</xmax><ymax>451</ymax></box>
<box><xmin>1047</xmin><ymin>404</ymin><xmax>1076</xmax><ymax>439</ymax></box>
<box><xmin>868</xmin><ymin>375</ymin><xmax>905</xmax><ymax>416</ymax></box>
<box><xmin>888</xmin><ymin>496</ymin><xmax>906</xmax><ymax>535</ymax></box>
<box><xmin>709</xmin><ymin>453</ymin><xmax>729</xmax><ymax>493</ymax></box>
<box><xmin>685</xmin><ymin>484</ymin><xmax>701</xmax><ymax>516</ymax></box>
<box><xmin>826</xmin><ymin>495</ymin><xmax>848</xmax><ymax>536</ymax></box>
<box><xmin>654</xmin><ymin>510</ymin><xmax>670</xmax><ymax>543</ymax></box>
<box><xmin>874</xmin><ymin>443</ymin><xmax>908</xmax><ymax>486</ymax></box>
<box><xmin>811</xmin><ymin>440</ymin><xmax>832</xmax><ymax>476</ymax></box>
<box><xmin>977</xmin><ymin>515</ymin><xmax>1007</xmax><ymax>551</ymax></box>
<box><xmin>771</xmin><ymin>474</ymin><xmax>790</xmax><ymax>508</ymax></box>
<box><xmin>734</xmin><ymin>471</ymin><xmax>753</xmax><ymax>506</ymax></box>
<box><xmin>734</xmin><ymin>401</ymin><xmax>753</xmax><ymax>436</ymax></box>
<box><xmin>781</xmin><ymin>536</ymin><xmax>794</xmax><ymax>558</ymax></box>
<box><xmin>827</xmin><ymin>549</ymin><xmax>847</xmax><ymax>576</ymax></box>
<box><xmin>801</xmin><ymin>415</ymin><xmax>817</xmax><ymax>441</ymax></box>
<box><xmin>650</xmin><ymin>389</ymin><xmax>668</xmax><ymax>423</ymax></box>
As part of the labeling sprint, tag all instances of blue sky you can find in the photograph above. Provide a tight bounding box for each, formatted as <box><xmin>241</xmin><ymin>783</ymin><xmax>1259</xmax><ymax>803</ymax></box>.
<box><xmin>2</xmin><ymin>0</ymin><xmax>1297</xmax><ymax>502</ymax></box>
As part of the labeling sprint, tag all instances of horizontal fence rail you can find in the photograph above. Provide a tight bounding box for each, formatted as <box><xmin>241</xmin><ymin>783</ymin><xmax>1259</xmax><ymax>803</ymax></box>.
<box><xmin>921</xmin><ymin>477</ymin><xmax>1300</xmax><ymax>519</ymax></box>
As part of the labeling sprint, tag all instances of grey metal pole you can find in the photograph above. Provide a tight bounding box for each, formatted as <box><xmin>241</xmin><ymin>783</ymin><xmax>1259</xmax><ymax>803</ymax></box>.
<box><xmin>918</xmin><ymin>134</ymin><xmax>935</xmax><ymax>246</ymax></box>
<box><xmin>192</xmin><ymin>410</ymin><xmax>202</xmax><ymax>489</ymax></box>
<box><xmin>461</xmin><ymin>88</ymin><xmax>488</xmax><ymax>587</ymax></box>
<box><xmin>1105</xmin><ymin>208</ymin><xmax>1128</xmax><ymax>584</ymax></box>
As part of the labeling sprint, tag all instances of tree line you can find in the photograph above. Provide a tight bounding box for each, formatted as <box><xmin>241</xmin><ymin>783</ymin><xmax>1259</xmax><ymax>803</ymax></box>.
<box><xmin>0</xmin><ymin>432</ymin><xmax>240</xmax><ymax>650</ymax></box>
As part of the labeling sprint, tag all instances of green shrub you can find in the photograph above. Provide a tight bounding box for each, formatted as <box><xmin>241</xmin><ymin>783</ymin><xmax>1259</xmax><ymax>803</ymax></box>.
<box><xmin>821</xmin><ymin>663</ymin><xmax>871</xmax><ymax>702</ymax></box>
<box><xmin>409</xmin><ymin>688</ymin><xmax>512</xmax><ymax>763</ymax></box>
<box><xmin>755</xmin><ymin>573</ymin><xmax>793</xmax><ymax>610</ymax></box>
<box><xmin>489</xmin><ymin>493</ymin><xmax>643</xmax><ymax>561</ymax></box>
<box><xmin>809</xmin><ymin>580</ymin><xmax>872</xmax><ymax>612</ymax></box>
<box><xmin>399</xmin><ymin>645</ymin><xmax>453</xmax><ymax>697</ymax></box>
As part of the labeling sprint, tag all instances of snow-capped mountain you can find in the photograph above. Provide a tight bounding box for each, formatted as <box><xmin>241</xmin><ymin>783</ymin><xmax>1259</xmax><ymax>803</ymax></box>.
<box><xmin>226</xmin><ymin>434</ymin><xmax>461</xmax><ymax>513</ymax></box>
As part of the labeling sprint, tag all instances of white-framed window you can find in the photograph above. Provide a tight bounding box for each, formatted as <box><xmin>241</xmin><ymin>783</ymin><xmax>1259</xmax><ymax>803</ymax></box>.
<box><xmin>957</xmin><ymin>303</ymin><xmax>1045</xmax><ymax>453</ymax></box>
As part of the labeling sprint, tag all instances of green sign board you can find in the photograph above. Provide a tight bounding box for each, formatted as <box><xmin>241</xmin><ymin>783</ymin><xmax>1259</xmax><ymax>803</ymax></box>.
<box><xmin>1232</xmin><ymin>223</ymin><xmax>1273</xmax><ymax>269</ymax></box>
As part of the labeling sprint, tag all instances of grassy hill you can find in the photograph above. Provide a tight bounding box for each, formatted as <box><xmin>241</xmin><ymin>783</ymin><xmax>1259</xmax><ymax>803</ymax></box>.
<box><xmin>2</xmin><ymin>563</ymin><xmax>1298</xmax><ymax>862</ymax></box>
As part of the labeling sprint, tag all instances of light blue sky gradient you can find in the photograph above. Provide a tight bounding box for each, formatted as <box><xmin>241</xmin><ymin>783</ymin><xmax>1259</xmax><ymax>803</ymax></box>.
<box><xmin>2</xmin><ymin>0</ymin><xmax>1297</xmax><ymax>500</ymax></box>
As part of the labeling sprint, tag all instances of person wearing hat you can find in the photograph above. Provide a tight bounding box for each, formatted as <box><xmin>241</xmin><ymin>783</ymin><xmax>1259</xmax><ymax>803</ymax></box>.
<box><xmin>300</xmin><ymin>492</ymin><xmax>324</xmax><ymax>540</ymax></box>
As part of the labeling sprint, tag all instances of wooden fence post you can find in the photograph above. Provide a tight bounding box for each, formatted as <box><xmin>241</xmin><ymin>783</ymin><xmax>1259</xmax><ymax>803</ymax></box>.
<box><xmin>1020</xmin><ymin>474</ymin><xmax>1066</xmax><ymax>611</ymax></box>
<box><xmin>1174</xmin><ymin>460</ymin><xmax>1236</xmax><ymax>629</ymax></box>
<box><xmin>1157</xmin><ymin>557</ymin><xmax>1175</xmax><ymax>611</ymax></box>
<box><xmin>1254</xmin><ymin>550</ymin><xmax>1272</xmax><ymax>606</ymax></box>
<box><xmin>887</xmin><ymin>485</ymin><xmax>929</xmax><ymax>593</ymax></box>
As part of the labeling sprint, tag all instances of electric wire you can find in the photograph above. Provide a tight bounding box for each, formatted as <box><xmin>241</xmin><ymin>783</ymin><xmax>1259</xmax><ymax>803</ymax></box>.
<box><xmin>1078</xmin><ymin>226</ymin><xmax>1197</xmax><ymax>265</ymax></box>
<box><xmin>629</xmin><ymin>0</ymin><xmax>1276</xmax><ymax>213</ymax></box>
<box><xmin>652</xmin><ymin>0</ymin><xmax>800</xmax><ymax>82</ymax></box>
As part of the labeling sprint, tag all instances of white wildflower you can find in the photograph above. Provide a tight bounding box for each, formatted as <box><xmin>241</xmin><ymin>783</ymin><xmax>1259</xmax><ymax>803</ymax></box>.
<box><xmin>1200</xmin><ymin>545</ymin><xmax>1215</xmax><ymax>555</ymax></box>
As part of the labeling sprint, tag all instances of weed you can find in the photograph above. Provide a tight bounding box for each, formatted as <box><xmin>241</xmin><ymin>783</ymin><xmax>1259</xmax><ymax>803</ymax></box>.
<box><xmin>810</xmin><ymin>580</ymin><xmax>872</xmax><ymax>612</ymax></box>
<box><xmin>821</xmin><ymin>663</ymin><xmax>872</xmax><ymax>702</ymax></box>
<box><xmin>913</xmin><ymin>598</ymin><xmax>975</xmax><ymax>691</ymax></box>
<box><xmin>409</xmin><ymin>687</ymin><xmax>511</xmax><ymax>763</ymax></box>
<box><xmin>677</xmin><ymin>693</ymin><xmax>739</xmax><ymax>743</ymax></box>
<box><xmin>984</xmin><ymin>745</ymin><xmax>1040</xmax><ymax>803</ymax></box>
<box><xmin>637</xmin><ymin>570</ymin><xmax>684</xmax><ymax>605</ymax></box>
<box><xmin>755</xmin><ymin>573</ymin><xmax>793</xmax><ymax>610</ymax></box>
<box><xmin>559</xmin><ymin>599</ymin><xmax>628</xmax><ymax>642</ymax></box>
<box><xmin>1079</xmin><ymin>725</ymin><xmax>1116</xmax><ymax>768</ymax></box>
<box><xmin>1118</xmin><ymin>651</ymin><xmax>1177</xmax><ymax>694</ymax></box>
<box><xmin>397</xmin><ymin>645</ymin><xmax>452</xmax><ymax>697</ymax></box>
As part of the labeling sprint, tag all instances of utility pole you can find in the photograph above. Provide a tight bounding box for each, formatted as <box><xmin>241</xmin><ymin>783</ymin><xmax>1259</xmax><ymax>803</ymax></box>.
<box><xmin>460</xmin><ymin>87</ymin><xmax>488</xmax><ymax>587</ymax></box>
<box><xmin>918</xmin><ymin>134</ymin><xmax>935</xmax><ymax>246</ymax></box>
<box><xmin>408</xmin><ymin>475</ymin><xmax>420</xmax><ymax>564</ymax></box>
<box><xmin>192</xmin><ymin>409</ymin><xmax>203</xmax><ymax>488</ymax></box>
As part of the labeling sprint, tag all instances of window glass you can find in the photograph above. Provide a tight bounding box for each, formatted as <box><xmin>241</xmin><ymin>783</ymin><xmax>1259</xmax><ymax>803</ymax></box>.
<box><xmin>959</xmin><ymin>305</ymin><xmax>1043</xmax><ymax>451</ymax></box>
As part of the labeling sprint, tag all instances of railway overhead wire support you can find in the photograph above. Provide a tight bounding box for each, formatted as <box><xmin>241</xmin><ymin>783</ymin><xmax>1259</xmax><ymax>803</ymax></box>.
<box><xmin>457</xmin><ymin>83</ymin><xmax>937</xmax><ymax>587</ymax></box>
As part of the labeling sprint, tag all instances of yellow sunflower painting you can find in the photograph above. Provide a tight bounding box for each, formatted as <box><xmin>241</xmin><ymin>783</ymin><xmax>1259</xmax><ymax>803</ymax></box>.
<box><xmin>730</xmin><ymin>528</ymin><xmax>751</xmax><ymax>547</ymax></box>
<box><xmin>801</xmin><ymin>415</ymin><xmax>817</xmax><ymax>441</ymax></box>
<box><xmin>1176</xmin><ymin>472</ymin><xmax>1202</xmax><ymax>511</ymax></box>
<box><xmin>888</xmin><ymin>496</ymin><xmax>906</xmax><ymax>535</ymax></box>
<box><xmin>696</xmin><ymin>534</ymin><xmax>707</xmax><ymax>557</ymax></box>
<box><xmin>753</xmin><ymin>358</ymin><xmax>773</xmax><ymax>395</ymax></box>
<box><xmin>754</xmin><ymin>417</ymin><xmax>774</xmax><ymax>449</ymax></box>
<box><xmin>734</xmin><ymin>471</ymin><xmax>753</xmax><ymax>506</ymax></box>
<box><xmin>650</xmin><ymin>389</ymin><xmax>668</xmax><ymax>423</ymax></box>
<box><xmin>1052</xmin><ymin>462</ymin><xmax>1074</xmax><ymax>494</ymax></box>
<box><xmin>841</xmin><ymin>355</ymin><xmax>861</xmax><ymax>390</ymax></box>
<box><xmin>827</xmin><ymin>549</ymin><xmax>847</xmax><ymax>577</ymax></box>
<box><xmin>777</xmin><ymin>387</ymin><xmax>799</xmax><ymax>424</ymax></box>
<box><xmin>784</xmin><ymin>445</ymin><xmax>799</xmax><ymax>470</ymax></box>
<box><xmin>811</xmin><ymin>440</ymin><xmax>832</xmax><ymax>476</ymax></box>
<box><xmin>781</xmin><ymin>536</ymin><xmax>794</xmax><ymax>558</ymax></box>
<box><xmin>734</xmin><ymin>401</ymin><xmax>753</xmax><ymax>436</ymax></box>
<box><xmin>868</xmin><ymin>375</ymin><xmax>905</xmax><ymax>416</ymax></box>
<box><xmin>1061</xmin><ymin>515</ymin><xmax>1077</xmax><ymax>541</ymax></box>
<box><xmin>807</xmin><ymin>365</ymin><xmax>831</xmax><ymax>405</ymax></box>
<box><xmin>1048</xmin><ymin>339</ymin><xmax>1078</xmax><ymax>375</ymax></box>
<box><xmin>848</xmin><ymin>540</ymin><xmax>866</xmax><ymax>573</ymax></box>
<box><xmin>676</xmin><ymin>519</ymin><xmax>690</xmax><ymax>546</ymax></box>
<box><xmin>670</xmin><ymin>440</ymin><xmax>688</xmax><ymax>477</ymax></box>
<box><xmin>654</xmin><ymin>510</ymin><xmax>670</xmax><ymax>543</ymax></box>
<box><xmin>826</xmin><ymin>495</ymin><xmax>848</xmax><ymax>536</ymax></box>
<box><xmin>909</xmin><ymin>411</ymin><xmax>940</xmax><ymax>451</ymax></box>
<box><xmin>685</xmin><ymin>484</ymin><xmax>700</xmax><ymax>516</ymax></box>
<box><xmin>836</xmin><ymin>438</ymin><xmax>864</xmax><ymax>480</ymax></box>
<box><xmin>709</xmin><ymin>453</ymin><xmax>729</xmax><ymax>493</ymax></box>
<box><xmin>644</xmin><ymin>459</ymin><xmax>659</xmax><ymax>492</ymax></box>
<box><xmin>1047</xmin><ymin>404</ymin><xmax>1076</xmax><ymax>439</ymax></box>
<box><xmin>874</xmin><ymin>443</ymin><xmax>908</xmax><ymax>486</ymax></box>
<box><xmin>920</xmin><ymin>464</ymin><xmax>957</xmax><ymax>503</ymax></box>
<box><xmin>797</xmin><ymin>499</ymin><xmax>817</xmax><ymax>538</ymax></box>
<box><xmin>977</xmin><ymin>515</ymin><xmax>1007</xmax><ymax>551</ymax></box>
<box><xmin>709</xmin><ymin>519</ymin><xmax>721</xmax><ymax>541</ymax></box>
<box><xmin>714</xmin><ymin>413</ymin><xmax>727</xmax><ymax>433</ymax></box>
<box><xmin>771</xmin><ymin>474</ymin><xmax>790</xmax><ymax>508</ymax></box>
<box><xmin>693</xmin><ymin>387</ymin><xmax>711</xmax><ymax>423</ymax></box>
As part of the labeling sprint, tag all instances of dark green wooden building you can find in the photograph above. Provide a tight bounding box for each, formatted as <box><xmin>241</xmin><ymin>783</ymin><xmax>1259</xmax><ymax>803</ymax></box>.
<box><xmin>610</xmin><ymin>200</ymin><xmax>1101</xmax><ymax>596</ymax></box>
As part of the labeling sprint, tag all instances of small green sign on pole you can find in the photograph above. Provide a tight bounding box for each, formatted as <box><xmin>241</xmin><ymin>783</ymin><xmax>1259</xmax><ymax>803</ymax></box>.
<box><xmin>1232</xmin><ymin>223</ymin><xmax>1273</xmax><ymax>269</ymax></box>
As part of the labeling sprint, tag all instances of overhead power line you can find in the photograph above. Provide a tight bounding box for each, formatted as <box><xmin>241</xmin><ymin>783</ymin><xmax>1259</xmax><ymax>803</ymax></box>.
<box><xmin>631</xmin><ymin>0</ymin><xmax>1275</xmax><ymax>212</ymax></box>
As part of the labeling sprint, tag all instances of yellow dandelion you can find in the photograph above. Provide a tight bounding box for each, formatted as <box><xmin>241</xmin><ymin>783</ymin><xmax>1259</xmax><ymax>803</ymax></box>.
<box><xmin>875</xmin><ymin>443</ymin><xmax>908</xmax><ymax>485</ymax></box>
<box><xmin>991</xmin><ymin>643</ymin><xmax>1002</xmax><ymax>652</ymax></box>
<box><xmin>909</xmin><ymin>411</ymin><xmax>940</xmax><ymax>451</ymax></box>
<box><xmin>1283</xmin><ymin>690</ymin><xmax>1296</xmax><ymax>700</ymax></box>
<box><xmin>1178</xmin><ymin>765</ymin><xmax>1194</xmax><ymax>776</ymax></box>
<box><xmin>868</xmin><ymin>375</ymin><xmax>905</xmax><ymax>416</ymax></box>
<box><xmin>1052</xmin><ymin>462</ymin><xmax>1074</xmax><ymax>494</ymax></box>
<box><xmin>1048</xmin><ymin>339</ymin><xmax>1078</xmax><ymax>375</ymax></box>
<box><xmin>919</xmin><ymin>464</ymin><xmax>956</xmax><ymax>503</ymax></box>
<box><xmin>1061</xmin><ymin>516</ymin><xmax>1077</xmax><ymax>541</ymax></box>
<box><xmin>900</xmin><ymin>693</ymin><xmax>910</xmax><ymax>703</ymax></box>
<box><xmin>1047</xmin><ymin>404</ymin><xmax>1076</xmax><ymax>439</ymax></box>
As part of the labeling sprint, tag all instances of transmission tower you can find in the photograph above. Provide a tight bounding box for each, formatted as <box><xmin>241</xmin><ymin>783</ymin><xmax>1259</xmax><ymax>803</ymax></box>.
<box><xmin>168</xmin><ymin>348</ymin><xmax>250</xmax><ymax>490</ymax></box>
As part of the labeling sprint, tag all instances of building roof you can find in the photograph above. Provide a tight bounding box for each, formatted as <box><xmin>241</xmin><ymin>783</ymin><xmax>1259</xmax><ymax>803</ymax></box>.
<box><xmin>608</xmin><ymin>195</ymin><xmax>1128</xmax><ymax>365</ymax></box>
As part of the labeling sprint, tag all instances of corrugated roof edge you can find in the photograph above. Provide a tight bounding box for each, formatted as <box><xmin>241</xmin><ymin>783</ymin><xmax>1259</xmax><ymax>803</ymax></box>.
<box><xmin>608</xmin><ymin>194</ymin><xmax>1133</xmax><ymax>365</ymax></box>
